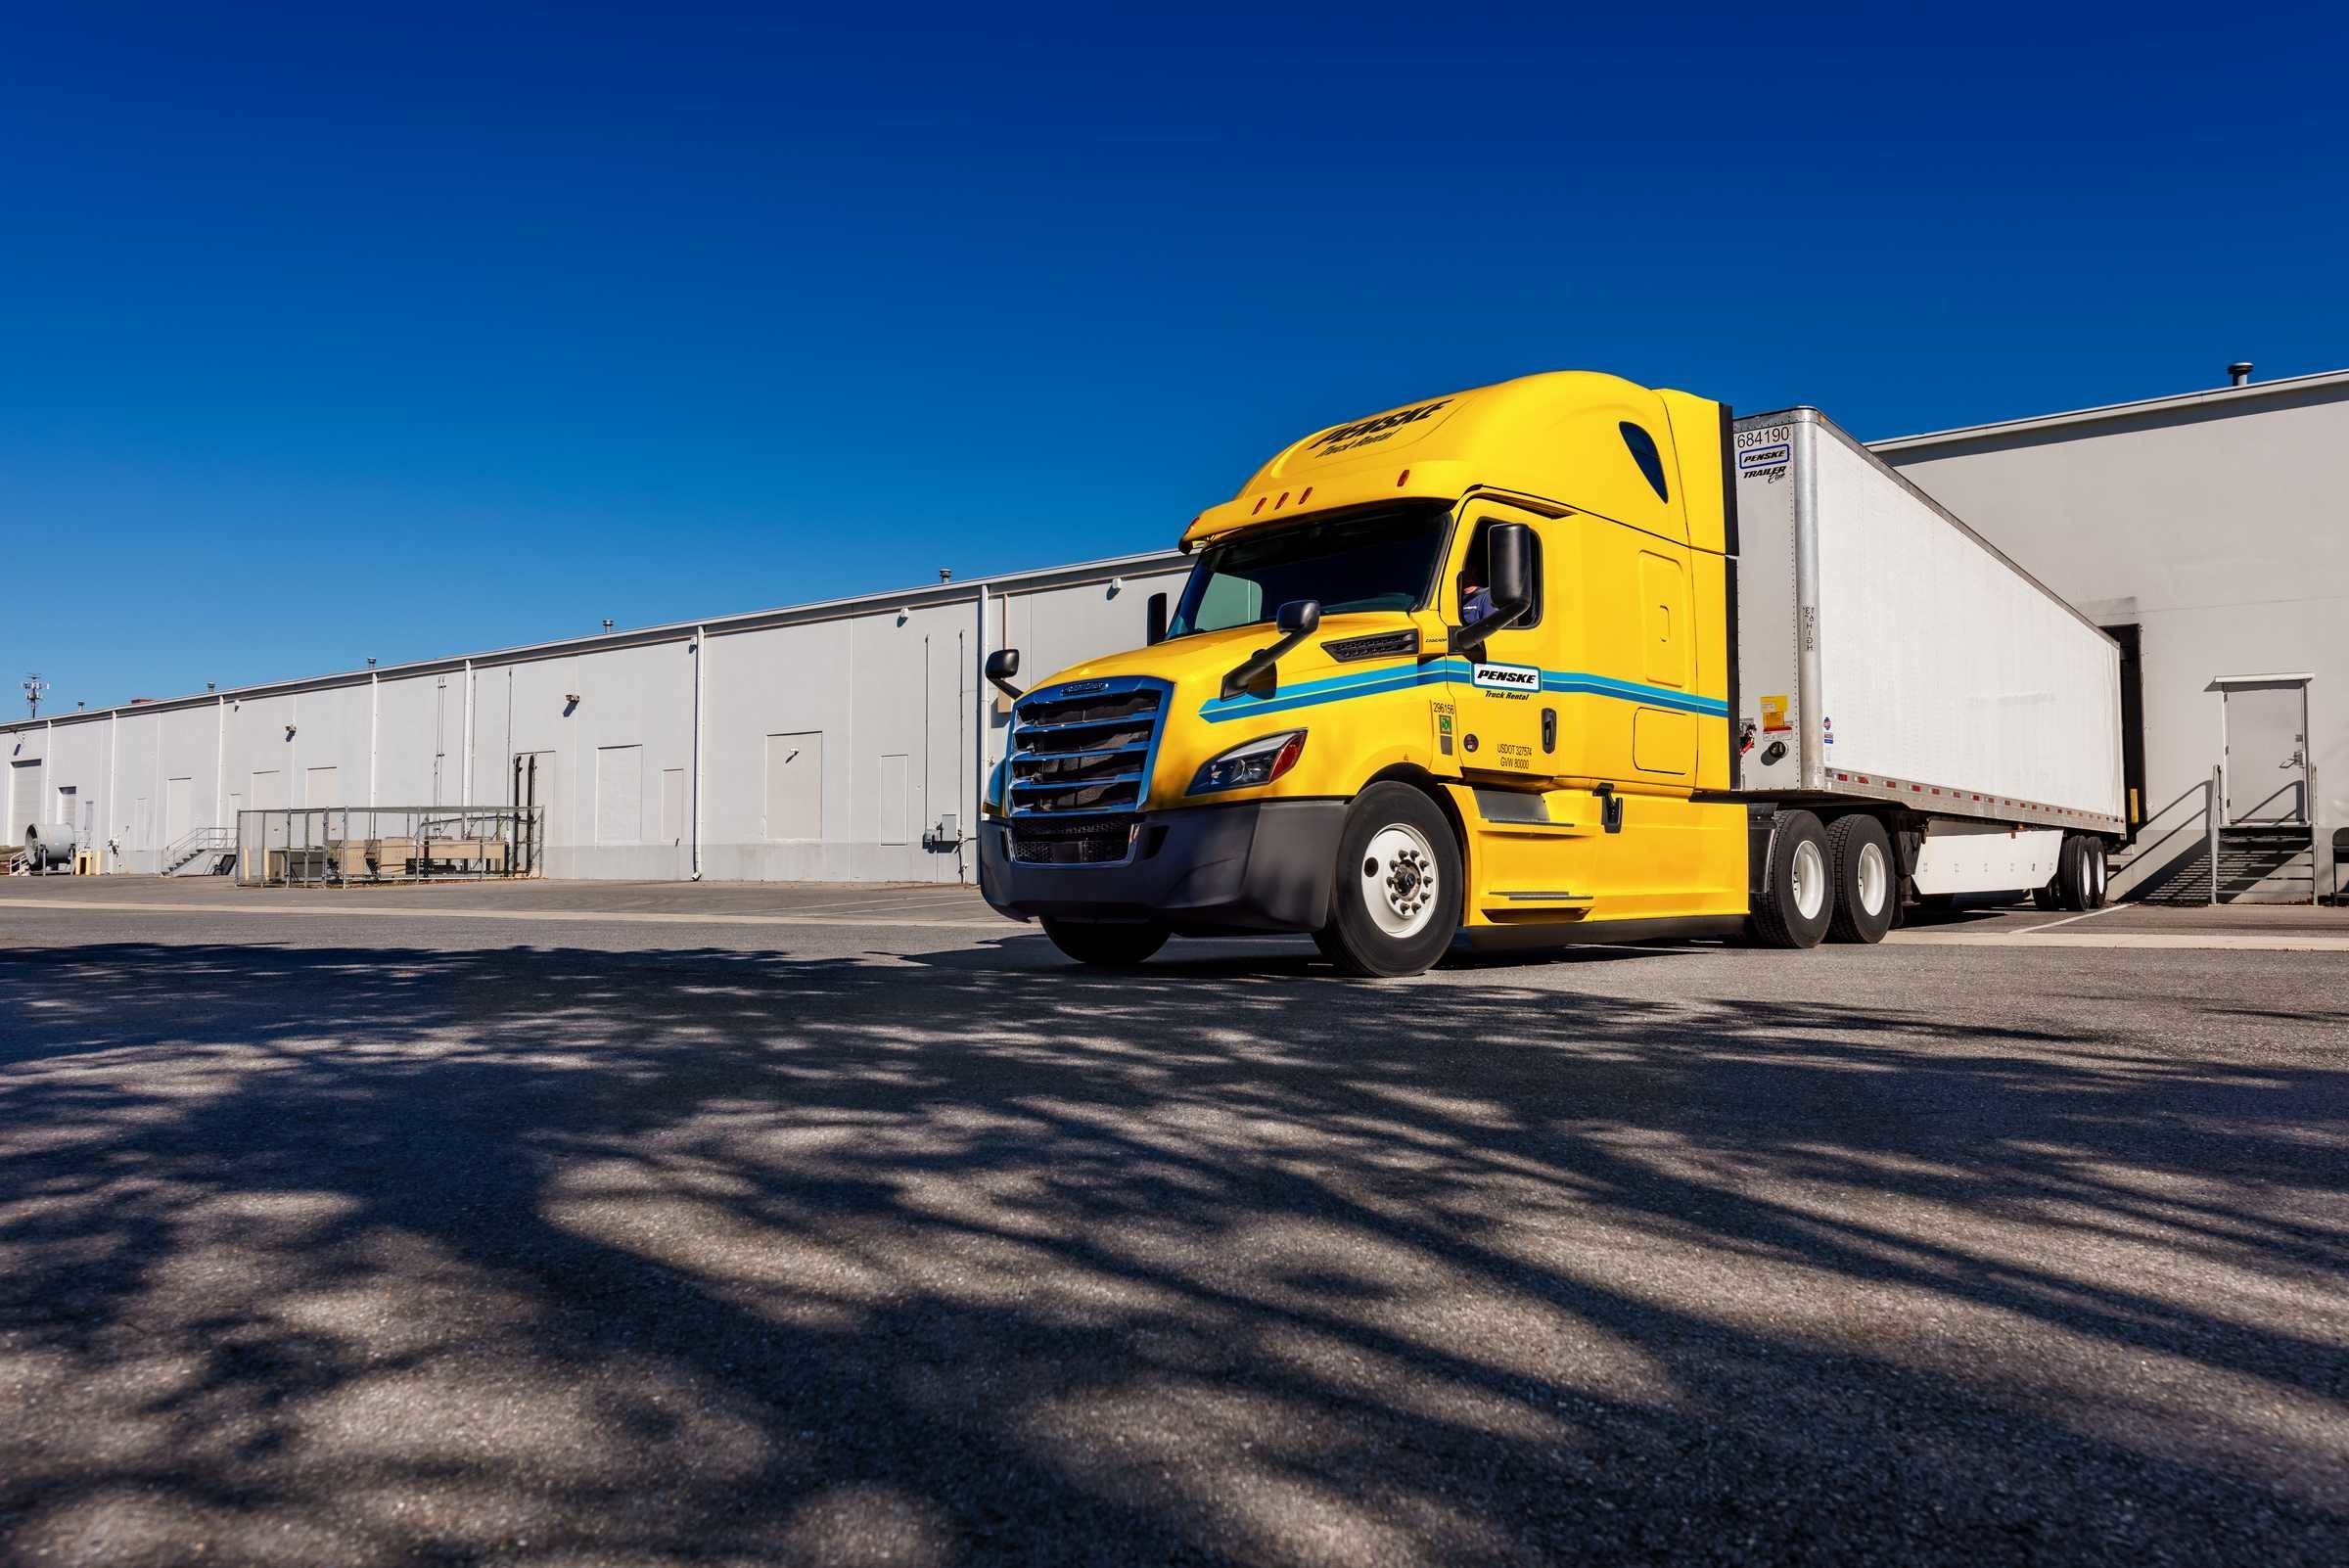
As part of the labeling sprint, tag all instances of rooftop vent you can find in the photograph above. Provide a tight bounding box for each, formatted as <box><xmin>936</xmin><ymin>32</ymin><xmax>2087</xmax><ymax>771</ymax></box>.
<box><xmin>2227</xmin><ymin>361</ymin><xmax>2253</xmax><ymax>387</ymax></box>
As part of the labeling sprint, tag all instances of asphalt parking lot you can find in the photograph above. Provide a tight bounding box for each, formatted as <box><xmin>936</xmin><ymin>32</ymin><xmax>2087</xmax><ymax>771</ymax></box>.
<box><xmin>3</xmin><ymin>879</ymin><xmax>2345</xmax><ymax>1567</ymax></box>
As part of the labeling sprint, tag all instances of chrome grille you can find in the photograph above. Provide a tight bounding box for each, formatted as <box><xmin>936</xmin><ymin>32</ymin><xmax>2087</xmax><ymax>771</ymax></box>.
<box><xmin>1005</xmin><ymin>677</ymin><xmax>1167</xmax><ymax>855</ymax></box>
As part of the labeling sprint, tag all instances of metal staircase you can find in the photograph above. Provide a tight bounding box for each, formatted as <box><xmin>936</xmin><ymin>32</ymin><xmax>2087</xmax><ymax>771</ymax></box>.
<box><xmin>2108</xmin><ymin>766</ymin><xmax>2320</xmax><ymax>905</ymax></box>
<box><xmin>162</xmin><ymin>825</ymin><xmax>238</xmax><ymax>877</ymax></box>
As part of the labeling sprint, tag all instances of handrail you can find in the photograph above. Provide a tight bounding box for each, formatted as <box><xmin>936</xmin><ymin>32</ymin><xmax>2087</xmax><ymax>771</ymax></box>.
<box><xmin>2123</xmin><ymin>780</ymin><xmax>2212</xmax><ymax>863</ymax></box>
<box><xmin>2113</xmin><ymin>768</ymin><xmax>2220</xmax><ymax>905</ymax></box>
<box><xmin>2136</xmin><ymin>774</ymin><xmax>2216</xmax><ymax>832</ymax></box>
<box><xmin>162</xmin><ymin>824</ymin><xmax>238</xmax><ymax>872</ymax></box>
<box><xmin>2208</xmin><ymin>765</ymin><xmax>2221</xmax><ymax>905</ymax></box>
<box><xmin>2227</xmin><ymin>777</ymin><xmax>2307</xmax><ymax>827</ymax></box>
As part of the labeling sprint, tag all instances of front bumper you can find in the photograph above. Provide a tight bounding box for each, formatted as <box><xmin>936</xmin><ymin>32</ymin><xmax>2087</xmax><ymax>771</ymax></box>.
<box><xmin>979</xmin><ymin>800</ymin><xmax>1344</xmax><ymax>932</ymax></box>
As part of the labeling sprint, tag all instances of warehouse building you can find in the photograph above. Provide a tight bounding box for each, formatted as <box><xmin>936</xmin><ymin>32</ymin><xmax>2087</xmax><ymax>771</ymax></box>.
<box><xmin>5</xmin><ymin>551</ymin><xmax>1184</xmax><ymax>883</ymax></box>
<box><xmin>1878</xmin><ymin>365</ymin><xmax>2345</xmax><ymax>900</ymax></box>
<box><xmin>7</xmin><ymin>366</ymin><xmax>2340</xmax><ymax>899</ymax></box>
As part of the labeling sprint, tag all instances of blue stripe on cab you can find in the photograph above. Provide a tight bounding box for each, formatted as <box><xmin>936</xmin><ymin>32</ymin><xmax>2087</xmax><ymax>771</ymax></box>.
<box><xmin>1198</xmin><ymin>659</ymin><xmax>1727</xmax><ymax>722</ymax></box>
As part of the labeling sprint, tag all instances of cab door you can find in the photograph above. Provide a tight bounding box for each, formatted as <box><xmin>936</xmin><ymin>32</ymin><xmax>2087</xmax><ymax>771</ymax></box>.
<box><xmin>1629</xmin><ymin>546</ymin><xmax>1696</xmax><ymax>781</ymax></box>
<box><xmin>1572</xmin><ymin>511</ymin><xmax>1727</xmax><ymax>917</ymax></box>
<box><xmin>1448</xmin><ymin>503</ymin><xmax>1558</xmax><ymax>783</ymax></box>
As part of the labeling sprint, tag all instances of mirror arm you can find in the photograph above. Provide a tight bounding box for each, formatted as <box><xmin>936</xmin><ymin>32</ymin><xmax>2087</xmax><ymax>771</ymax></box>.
<box><xmin>1446</xmin><ymin>599</ymin><xmax>1531</xmax><ymax>657</ymax></box>
<box><xmin>1221</xmin><ymin>623</ymin><xmax>1315</xmax><ymax>700</ymax></box>
<box><xmin>987</xmin><ymin>671</ymin><xmax>1024</xmax><ymax>701</ymax></box>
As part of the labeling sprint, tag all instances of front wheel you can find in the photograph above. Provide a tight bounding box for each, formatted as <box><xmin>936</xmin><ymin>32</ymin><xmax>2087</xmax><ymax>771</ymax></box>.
<box><xmin>1315</xmin><ymin>783</ymin><xmax>1463</xmax><ymax>978</ymax></box>
<box><xmin>1041</xmin><ymin>918</ymin><xmax>1169</xmax><ymax>969</ymax></box>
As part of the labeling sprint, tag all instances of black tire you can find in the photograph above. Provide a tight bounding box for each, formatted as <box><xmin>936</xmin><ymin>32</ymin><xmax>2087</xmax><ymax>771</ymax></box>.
<box><xmin>1316</xmin><ymin>783</ymin><xmax>1463</xmax><ymax>978</ymax></box>
<box><xmin>1750</xmin><ymin>809</ymin><xmax>1834</xmax><ymax>949</ymax></box>
<box><xmin>2054</xmin><ymin>834</ymin><xmax>2107</xmax><ymax>912</ymax></box>
<box><xmin>1041</xmin><ymin>918</ymin><xmax>1169</xmax><ymax>968</ymax></box>
<box><xmin>1823</xmin><ymin>814</ymin><xmax>1897</xmax><ymax>945</ymax></box>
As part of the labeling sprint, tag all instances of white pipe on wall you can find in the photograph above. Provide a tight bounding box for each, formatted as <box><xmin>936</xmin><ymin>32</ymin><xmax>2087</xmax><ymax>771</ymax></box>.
<box><xmin>690</xmin><ymin>624</ymin><xmax>706</xmax><ymax>881</ymax></box>
<box><xmin>153</xmin><ymin>709</ymin><xmax>164</xmax><ymax>869</ymax></box>
<box><xmin>974</xmin><ymin>582</ymin><xmax>990</xmax><ymax>876</ymax></box>
<box><xmin>369</xmin><ymin>669</ymin><xmax>380</xmax><ymax>807</ymax></box>
<box><xmin>461</xmin><ymin>659</ymin><xmax>475</xmax><ymax>810</ymax></box>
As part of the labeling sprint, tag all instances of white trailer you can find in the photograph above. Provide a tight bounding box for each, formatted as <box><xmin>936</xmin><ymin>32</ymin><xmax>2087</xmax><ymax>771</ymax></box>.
<box><xmin>1730</xmin><ymin>407</ymin><xmax>2125</xmax><ymax>905</ymax></box>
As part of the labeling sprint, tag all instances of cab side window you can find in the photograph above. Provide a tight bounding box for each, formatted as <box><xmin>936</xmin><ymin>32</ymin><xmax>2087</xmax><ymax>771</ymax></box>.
<box><xmin>1456</xmin><ymin>518</ymin><xmax>1543</xmax><ymax>630</ymax></box>
<box><xmin>1619</xmin><ymin>422</ymin><xmax>1670</xmax><ymax>502</ymax></box>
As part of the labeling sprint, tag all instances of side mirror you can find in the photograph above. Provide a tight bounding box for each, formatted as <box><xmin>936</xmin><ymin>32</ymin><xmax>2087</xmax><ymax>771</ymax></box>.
<box><xmin>1145</xmin><ymin>592</ymin><xmax>1169</xmax><ymax>645</ymax></box>
<box><xmin>1449</xmin><ymin>524</ymin><xmax>1536</xmax><ymax>655</ymax></box>
<box><xmin>984</xmin><ymin>648</ymin><xmax>1023</xmax><ymax>700</ymax></box>
<box><xmin>1220</xmin><ymin>600</ymin><xmax>1322</xmax><ymax>699</ymax></box>
<box><xmin>1486</xmin><ymin>524</ymin><xmax>1533</xmax><ymax>617</ymax></box>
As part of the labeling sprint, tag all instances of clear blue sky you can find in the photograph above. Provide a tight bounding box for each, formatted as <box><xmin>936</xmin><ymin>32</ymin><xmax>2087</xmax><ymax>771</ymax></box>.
<box><xmin>5</xmin><ymin>2</ymin><xmax>2343</xmax><ymax>712</ymax></box>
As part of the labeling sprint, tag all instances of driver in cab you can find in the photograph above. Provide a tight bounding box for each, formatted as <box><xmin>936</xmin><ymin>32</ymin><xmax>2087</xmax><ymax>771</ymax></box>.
<box><xmin>1458</xmin><ymin>557</ymin><xmax>1494</xmax><ymax>626</ymax></box>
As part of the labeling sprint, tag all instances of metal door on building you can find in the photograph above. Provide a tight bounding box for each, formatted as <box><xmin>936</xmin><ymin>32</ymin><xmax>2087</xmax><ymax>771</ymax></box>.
<box><xmin>765</xmin><ymin>732</ymin><xmax>823</xmax><ymax>840</ymax></box>
<box><xmin>250</xmin><ymin>769</ymin><xmax>291</xmax><ymax>858</ymax></box>
<box><xmin>2216</xmin><ymin>675</ymin><xmax>2313</xmax><ymax>825</ymax></box>
<box><xmin>165</xmin><ymin>776</ymin><xmax>194</xmax><ymax>848</ymax></box>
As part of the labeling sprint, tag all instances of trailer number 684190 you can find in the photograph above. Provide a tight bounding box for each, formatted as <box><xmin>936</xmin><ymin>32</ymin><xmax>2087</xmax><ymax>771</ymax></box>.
<box><xmin>1735</xmin><ymin>424</ymin><xmax>1791</xmax><ymax>477</ymax></box>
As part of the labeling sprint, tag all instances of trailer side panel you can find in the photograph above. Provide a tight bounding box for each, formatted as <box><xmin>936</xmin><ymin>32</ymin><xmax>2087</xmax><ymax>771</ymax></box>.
<box><xmin>1732</xmin><ymin>408</ymin><xmax>2125</xmax><ymax>832</ymax></box>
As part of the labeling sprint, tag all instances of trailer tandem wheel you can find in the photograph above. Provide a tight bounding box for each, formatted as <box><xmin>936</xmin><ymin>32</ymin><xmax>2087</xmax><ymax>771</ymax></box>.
<box><xmin>2054</xmin><ymin>834</ymin><xmax>2108</xmax><ymax>912</ymax></box>
<box><xmin>1824</xmin><ymin>814</ymin><xmax>1897</xmax><ymax>945</ymax></box>
<box><xmin>1749</xmin><ymin>809</ymin><xmax>1835</xmax><ymax>949</ymax></box>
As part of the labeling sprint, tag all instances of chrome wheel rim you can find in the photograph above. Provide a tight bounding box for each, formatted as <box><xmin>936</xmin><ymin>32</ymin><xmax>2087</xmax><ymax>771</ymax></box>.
<box><xmin>1361</xmin><ymin>823</ymin><xmax>1440</xmax><ymax>939</ymax></box>
<box><xmin>1857</xmin><ymin>841</ymin><xmax>1889</xmax><ymax>916</ymax></box>
<box><xmin>1791</xmin><ymin>839</ymin><xmax>1827</xmax><ymax>922</ymax></box>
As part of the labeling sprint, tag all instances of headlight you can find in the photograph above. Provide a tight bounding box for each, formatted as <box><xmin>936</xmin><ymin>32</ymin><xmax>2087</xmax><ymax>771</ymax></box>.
<box><xmin>1188</xmin><ymin>729</ymin><xmax>1307</xmax><ymax>796</ymax></box>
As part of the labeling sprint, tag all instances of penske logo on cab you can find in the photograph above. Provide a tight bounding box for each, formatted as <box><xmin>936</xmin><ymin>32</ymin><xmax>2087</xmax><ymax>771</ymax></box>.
<box><xmin>1471</xmin><ymin>662</ymin><xmax>1542</xmax><ymax>693</ymax></box>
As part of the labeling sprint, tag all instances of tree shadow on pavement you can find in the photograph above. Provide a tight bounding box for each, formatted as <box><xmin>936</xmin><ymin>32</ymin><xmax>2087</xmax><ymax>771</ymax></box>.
<box><xmin>1</xmin><ymin>937</ymin><xmax>2344</xmax><ymax>1567</ymax></box>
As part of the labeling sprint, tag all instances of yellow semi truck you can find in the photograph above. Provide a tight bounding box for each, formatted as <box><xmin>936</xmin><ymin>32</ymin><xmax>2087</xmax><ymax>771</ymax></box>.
<box><xmin>978</xmin><ymin>372</ymin><xmax>2124</xmax><ymax>976</ymax></box>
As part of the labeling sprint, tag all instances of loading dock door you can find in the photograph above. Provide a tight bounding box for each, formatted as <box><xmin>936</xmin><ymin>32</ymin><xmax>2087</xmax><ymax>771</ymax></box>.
<box><xmin>9</xmin><ymin>761</ymin><xmax>40</xmax><ymax>836</ymax></box>
<box><xmin>165</xmin><ymin>777</ymin><xmax>193</xmax><ymax>848</ymax></box>
<box><xmin>595</xmin><ymin>745</ymin><xmax>643</xmax><ymax>844</ymax></box>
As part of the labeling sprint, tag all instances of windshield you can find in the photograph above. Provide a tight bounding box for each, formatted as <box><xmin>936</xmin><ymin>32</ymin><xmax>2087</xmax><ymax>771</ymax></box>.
<box><xmin>1168</xmin><ymin>504</ymin><xmax>1451</xmax><ymax>637</ymax></box>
